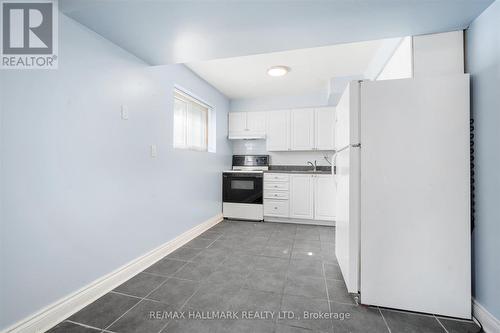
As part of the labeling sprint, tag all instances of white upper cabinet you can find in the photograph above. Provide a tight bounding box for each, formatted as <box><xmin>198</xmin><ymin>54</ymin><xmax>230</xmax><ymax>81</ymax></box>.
<box><xmin>266</xmin><ymin>110</ymin><xmax>290</xmax><ymax>151</ymax></box>
<box><xmin>246</xmin><ymin>111</ymin><xmax>266</xmax><ymax>136</ymax></box>
<box><xmin>314</xmin><ymin>174</ymin><xmax>336</xmax><ymax>221</ymax></box>
<box><xmin>230</xmin><ymin>107</ymin><xmax>335</xmax><ymax>149</ymax></box>
<box><xmin>315</xmin><ymin>107</ymin><xmax>336</xmax><ymax>150</ymax></box>
<box><xmin>228</xmin><ymin>111</ymin><xmax>266</xmax><ymax>139</ymax></box>
<box><xmin>228</xmin><ymin>112</ymin><xmax>247</xmax><ymax>135</ymax></box>
<box><xmin>290</xmin><ymin>108</ymin><xmax>315</xmax><ymax>151</ymax></box>
<box><xmin>289</xmin><ymin>174</ymin><xmax>314</xmax><ymax>219</ymax></box>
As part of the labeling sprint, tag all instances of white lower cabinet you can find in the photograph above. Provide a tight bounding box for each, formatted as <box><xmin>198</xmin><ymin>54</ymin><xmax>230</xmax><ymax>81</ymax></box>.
<box><xmin>289</xmin><ymin>174</ymin><xmax>314</xmax><ymax>219</ymax></box>
<box><xmin>264</xmin><ymin>200</ymin><xmax>289</xmax><ymax>217</ymax></box>
<box><xmin>314</xmin><ymin>175</ymin><xmax>336</xmax><ymax>221</ymax></box>
<box><xmin>264</xmin><ymin>173</ymin><xmax>335</xmax><ymax>224</ymax></box>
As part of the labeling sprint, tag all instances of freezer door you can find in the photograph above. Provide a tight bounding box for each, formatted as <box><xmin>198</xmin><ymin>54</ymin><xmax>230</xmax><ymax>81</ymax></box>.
<box><xmin>360</xmin><ymin>75</ymin><xmax>471</xmax><ymax>318</ymax></box>
<box><xmin>335</xmin><ymin>146</ymin><xmax>360</xmax><ymax>293</ymax></box>
<box><xmin>335</xmin><ymin>81</ymin><xmax>360</xmax><ymax>150</ymax></box>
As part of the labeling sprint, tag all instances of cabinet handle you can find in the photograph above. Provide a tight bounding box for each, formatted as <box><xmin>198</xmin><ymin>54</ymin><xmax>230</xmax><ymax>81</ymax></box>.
<box><xmin>274</xmin><ymin>207</ymin><xmax>278</xmax><ymax>209</ymax></box>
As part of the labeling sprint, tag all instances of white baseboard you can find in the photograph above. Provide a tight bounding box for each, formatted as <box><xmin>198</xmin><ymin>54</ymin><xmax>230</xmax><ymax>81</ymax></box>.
<box><xmin>473</xmin><ymin>298</ymin><xmax>500</xmax><ymax>333</ymax></box>
<box><xmin>1</xmin><ymin>213</ymin><xmax>223</xmax><ymax>333</ymax></box>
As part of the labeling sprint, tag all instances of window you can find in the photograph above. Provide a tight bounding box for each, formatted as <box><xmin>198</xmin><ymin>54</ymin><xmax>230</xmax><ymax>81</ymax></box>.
<box><xmin>173</xmin><ymin>88</ymin><xmax>213</xmax><ymax>151</ymax></box>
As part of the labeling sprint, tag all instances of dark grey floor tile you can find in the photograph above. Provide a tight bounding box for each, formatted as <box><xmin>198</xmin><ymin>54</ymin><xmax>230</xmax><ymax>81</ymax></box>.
<box><xmin>326</xmin><ymin>279</ymin><xmax>356</xmax><ymax>305</ymax></box>
<box><xmin>167</xmin><ymin>247</ymin><xmax>202</xmax><ymax>261</ymax></box>
<box><xmin>276</xmin><ymin>323</ymin><xmax>333</xmax><ymax>332</ymax></box>
<box><xmin>323</xmin><ymin>263</ymin><xmax>343</xmax><ymax>281</ymax></box>
<box><xmin>288</xmin><ymin>259</ymin><xmax>324</xmax><ymax>278</ymax></box>
<box><xmin>161</xmin><ymin>318</ymin><xmax>220</xmax><ymax>333</ymax></box>
<box><xmin>144</xmin><ymin>258</ymin><xmax>187</xmax><ymax>277</ymax></box>
<box><xmin>184</xmin><ymin>237</ymin><xmax>215</xmax><ymax>249</ymax></box>
<box><xmin>190</xmin><ymin>247</ymin><xmax>228</xmax><ymax>266</ymax></box>
<box><xmin>46</xmin><ymin>321</ymin><xmax>101</xmax><ymax>333</ymax></box>
<box><xmin>267</xmin><ymin>238</ymin><xmax>294</xmax><ymax>248</ymax></box>
<box><xmin>320</xmin><ymin>243</ymin><xmax>335</xmax><ymax>253</ymax></box>
<box><xmin>260</xmin><ymin>245</ymin><xmax>292</xmax><ymax>259</ymax></box>
<box><xmin>291</xmin><ymin>248</ymin><xmax>323</xmax><ymax>261</ymax></box>
<box><xmin>147</xmin><ymin>277</ymin><xmax>199</xmax><ymax>308</ymax></box>
<box><xmin>184</xmin><ymin>288</ymin><xmax>235</xmax><ymax>312</ymax></box>
<box><xmin>68</xmin><ymin>293</ymin><xmax>139</xmax><ymax>329</ymax></box>
<box><xmin>254</xmin><ymin>256</ymin><xmax>289</xmax><ymax>272</ymax></box>
<box><xmin>113</xmin><ymin>273</ymin><xmax>167</xmax><ymax>298</ymax></box>
<box><xmin>293</xmin><ymin>239</ymin><xmax>322</xmax><ymax>251</ymax></box>
<box><xmin>294</xmin><ymin>232</ymin><xmax>321</xmax><ymax>241</ymax></box>
<box><xmin>320</xmin><ymin>250</ymin><xmax>337</xmax><ymax>264</ymax></box>
<box><xmin>381</xmin><ymin>309</ymin><xmax>446</xmax><ymax>333</ymax></box>
<box><xmin>207</xmin><ymin>240</ymin><xmax>234</xmax><ymax>251</ymax></box>
<box><xmin>228</xmin><ymin>289</ymin><xmax>282</xmax><ymax>320</ymax></box>
<box><xmin>284</xmin><ymin>275</ymin><xmax>328</xmax><ymax>300</ymax></box>
<box><xmin>202</xmin><ymin>269</ymin><xmax>248</xmax><ymax>294</ymax></box>
<box><xmin>278</xmin><ymin>295</ymin><xmax>332</xmax><ymax>332</ymax></box>
<box><xmin>219</xmin><ymin>254</ymin><xmax>258</xmax><ymax>275</ymax></box>
<box><xmin>329</xmin><ymin>302</ymin><xmax>389</xmax><ymax>333</ymax></box>
<box><xmin>275</xmin><ymin>324</ymin><xmax>317</xmax><ymax>332</ymax></box>
<box><xmin>319</xmin><ymin>233</ymin><xmax>335</xmax><ymax>244</ymax></box>
<box><xmin>244</xmin><ymin>270</ymin><xmax>287</xmax><ymax>294</ymax></box>
<box><xmin>108</xmin><ymin>299</ymin><xmax>173</xmax><ymax>333</ymax></box>
<box><xmin>173</xmin><ymin>261</ymin><xmax>217</xmax><ymax>282</ymax></box>
<box><xmin>198</xmin><ymin>230</ymin><xmax>223</xmax><ymax>240</ymax></box>
<box><xmin>218</xmin><ymin>319</ymin><xmax>276</xmax><ymax>333</ymax></box>
<box><xmin>437</xmin><ymin>318</ymin><xmax>481</xmax><ymax>333</ymax></box>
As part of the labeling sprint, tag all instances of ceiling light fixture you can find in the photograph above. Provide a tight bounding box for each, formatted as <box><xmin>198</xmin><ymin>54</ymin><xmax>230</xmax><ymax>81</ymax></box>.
<box><xmin>267</xmin><ymin>65</ymin><xmax>290</xmax><ymax>77</ymax></box>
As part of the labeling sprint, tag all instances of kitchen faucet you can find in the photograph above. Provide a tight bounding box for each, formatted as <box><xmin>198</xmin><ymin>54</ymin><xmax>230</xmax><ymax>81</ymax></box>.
<box><xmin>307</xmin><ymin>161</ymin><xmax>317</xmax><ymax>171</ymax></box>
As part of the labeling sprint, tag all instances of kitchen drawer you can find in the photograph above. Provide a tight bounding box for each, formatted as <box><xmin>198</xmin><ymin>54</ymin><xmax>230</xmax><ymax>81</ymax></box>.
<box><xmin>264</xmin><ymin>200</ymin><xmax>289</xmax><ymax>217</ymax></box>
<box><xmin>264</xmin><ymin>173</ymin><xmax>289</xmax><ymax>182</ymax></box>
<box><xmin>264</xmin><ymin>191</ymin><xmax>289</xmax><ymax>200</ymax></box>
<box><xmin>264</xmin><ymin>182</ymin><xmax>289</xmax><ymax>191</ymax></box>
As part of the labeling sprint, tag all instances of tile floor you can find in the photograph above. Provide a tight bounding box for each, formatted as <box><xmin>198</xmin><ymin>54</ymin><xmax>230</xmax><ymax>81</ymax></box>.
<box><xmin>48</xmin><ymin>220</ymin><xmax>480</xmax><ymax>333</ymax></box>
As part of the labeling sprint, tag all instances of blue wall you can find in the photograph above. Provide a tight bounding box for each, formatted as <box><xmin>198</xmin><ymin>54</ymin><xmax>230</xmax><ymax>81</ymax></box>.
<box><xmin>0</xmin><ymin>15</ymin><xmax>231</xmax><ymax>329</ymax></box>
<box><xmin>466</xmin><ymin>0</ymin><xmax>500</xmax><ymax>320</ymax></box>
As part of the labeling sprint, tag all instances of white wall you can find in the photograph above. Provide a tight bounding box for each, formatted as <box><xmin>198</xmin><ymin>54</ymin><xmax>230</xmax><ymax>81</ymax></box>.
<box><xmin>230</xmin><ymin>90</ymin><xmax>329</xmax><ymax>113</ymax></box>
<box><xmin>413</xmin><ymin>31</ymin><xmax>464</xmax><ymax>77</ymax></box>
<box><xmin>0</xmin><ymin>15</ymin><xmax>231</xmax><ymax>330</ymax></box>
<box><xmin>376</xmin><ymin>36</ymin><xmax>413</xmax><ymax>81</ymax></box>
<box><xmin>466</xmin><ymin>0</ymin><xmax>500</xmax><ymax>323</ymax></box>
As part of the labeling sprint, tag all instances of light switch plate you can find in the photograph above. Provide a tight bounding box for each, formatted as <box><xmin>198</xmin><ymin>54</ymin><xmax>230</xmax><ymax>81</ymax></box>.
<box><xmin>150</xmin><ymin>144</ymin><xmax>158</xmax><ymax>158</ymax></box>
<box><xmin>121</xmin><ymin>105</ymin><xmax>129</xmax><ymax>120</ymax></box>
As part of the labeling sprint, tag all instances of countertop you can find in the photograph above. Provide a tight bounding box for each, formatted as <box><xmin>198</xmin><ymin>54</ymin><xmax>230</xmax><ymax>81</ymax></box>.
<box><xmin>264</xmin><ymin>170</ymin><xmax>332</xmax><ymax>175</ymax></box>
<box><xmin>264</xmin><ymin>165</ymin><xmax>333</xmax><ymax>175</ymax></box>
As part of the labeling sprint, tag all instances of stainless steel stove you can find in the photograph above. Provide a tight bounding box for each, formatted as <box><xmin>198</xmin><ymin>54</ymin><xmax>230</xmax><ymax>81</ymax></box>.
<box><xmin>222</xmin><ymin>155</ymin><xmax>269</xmax><ymax>220</ymax></box>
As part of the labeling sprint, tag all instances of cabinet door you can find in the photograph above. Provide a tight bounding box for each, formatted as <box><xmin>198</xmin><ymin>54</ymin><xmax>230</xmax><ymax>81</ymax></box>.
<box><xmin>228</xmin><ymin>112</ymin><xmax>247</xmax><ymax>136</ymax></box>
<box><xmin>266</xmin><ymin>110</ymin><xmax>290</xmax><ymax>151</ymax></box>
<box><xmin>246</xmin><ymin>111</ymin><xmax>266</xmax><ymax>136</ymax></box>
<box><xmin>291</xmin><ymin>108</ymin><xmax>315</xmax><ymax>150</ymax></box>
<box><xmin>289</xmin><ymin>174</ymin><xmax>314</xmax><ymax>219</ymax></box>
<box><xmin>315</xmin><ymin>107</ymin><xmax>335</xmax><ymax>150</ymax></box>
<box><xmin>314</xmin><ymin>175</ymin><xmax>336</xmax><ymax>221</ymax></box>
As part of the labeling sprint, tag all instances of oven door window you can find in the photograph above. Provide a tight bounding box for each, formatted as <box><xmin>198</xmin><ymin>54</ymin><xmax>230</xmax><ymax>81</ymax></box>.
<box><xmin>231</xmin><ymin>179</ymin><xmax>254</xmax><ymax>190</ymax></box>
<box><xmin>223</xmin><ymin>174</ymin><xmax>263</xmax><ymax>204</ymax></box>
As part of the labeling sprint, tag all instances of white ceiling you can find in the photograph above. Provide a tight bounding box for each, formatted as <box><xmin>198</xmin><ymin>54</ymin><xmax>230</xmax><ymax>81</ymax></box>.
<box><xmin>60</xmin><ymin>0</ymin><xmax>494</xmax><ymax>65</ymax></box>
<box><xmin>186</xmin><ymin>40</ymin><xmax>384</xmax><ymax>100</ymax></box>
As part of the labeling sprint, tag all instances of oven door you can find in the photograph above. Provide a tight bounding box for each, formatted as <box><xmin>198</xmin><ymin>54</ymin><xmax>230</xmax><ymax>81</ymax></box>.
<box><xmin>223</xmin><ymin>173</ymin><xmax>263</xmax><ymax>204</ymax></box>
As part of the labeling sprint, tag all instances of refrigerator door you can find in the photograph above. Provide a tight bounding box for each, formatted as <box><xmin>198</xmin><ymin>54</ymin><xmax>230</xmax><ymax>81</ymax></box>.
<box><xmin>335</xmin><ymin>146</ymin><xmax>360</xmax><ymax>293</ymax></box>
<box><xmin>360</xmin><ymin>75</ymin><xmax>471</xmax><ymax>318</ymax></box>
<box><xmin>335</xmin><ymin>81</ymin><xmax>360</xmax><ymax>150</ymax></box>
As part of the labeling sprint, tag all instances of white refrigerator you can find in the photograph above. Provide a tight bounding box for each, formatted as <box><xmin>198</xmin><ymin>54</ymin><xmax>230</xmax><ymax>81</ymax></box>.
<box><xmin>335</xmin><ymin>74</ymin><xmax>471</xmax><ymax>319</ymax></box>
